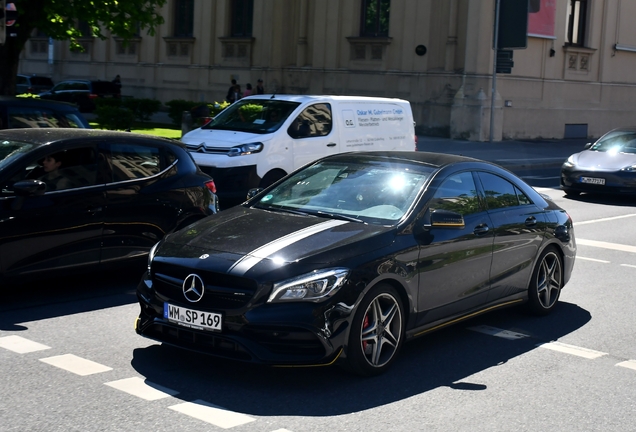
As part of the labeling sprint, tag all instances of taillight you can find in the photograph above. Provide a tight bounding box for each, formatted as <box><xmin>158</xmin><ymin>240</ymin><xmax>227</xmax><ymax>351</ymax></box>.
<box><xmin>204</xmin><ymin>180</ymin><xmax>217</xmax><ymax>194</ymax></box>
<box><xmin>414</xmin><ymin>135</ymin><xmax>419</xmax><ymax>151</ymax></box>
<box><xmin>27</xmin><ymin>86</ymin><xmax>34</xmax><ymax>93</ymax></box>
<box><xmin>88</xmin><ymin>93</ymin><xmax>98</xmax><ymax>99</ymax></box>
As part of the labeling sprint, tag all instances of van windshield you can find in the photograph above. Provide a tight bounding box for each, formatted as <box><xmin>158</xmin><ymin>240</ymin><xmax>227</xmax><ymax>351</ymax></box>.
<box><xmin>202</xmin><ymin>99</ymin><xmax>300</xmax><ymax>134</ymax></box>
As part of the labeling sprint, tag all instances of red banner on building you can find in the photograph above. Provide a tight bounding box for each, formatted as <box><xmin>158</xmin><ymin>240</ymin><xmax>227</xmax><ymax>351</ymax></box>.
<box><xmin>528</xmin><ymin>0</ymin><xmax>557</xmax><ymax>39</ymax></box>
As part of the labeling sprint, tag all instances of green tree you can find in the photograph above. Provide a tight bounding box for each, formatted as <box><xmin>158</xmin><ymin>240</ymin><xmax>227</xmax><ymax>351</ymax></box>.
<box><xmin>0</xmin><ymin>0</ymin><xmax>167</xmax><ymax>95</ymax></box>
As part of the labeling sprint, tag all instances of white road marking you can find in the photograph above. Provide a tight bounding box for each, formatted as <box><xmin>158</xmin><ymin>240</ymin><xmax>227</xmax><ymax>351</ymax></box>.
<box><xmin>576</xmin><ymin>256</ymin><xmax>610</xmax><ymax>263</ymax></box>
<box><xmin>104</xmin><ymin>377</ymin><xmax>179</xmax><ymax>400</ymax></box>
<box><xmin>468</xmin><ymin>325</ymin><xmax>529</xmax><ymax>340</ymax></box>
<box><xmin>620</xmin><ymin>264</ymin><xmax>636</xmax><ymax>269</ymax></box>
<box><xmin>536</xmin><ymin>342</ymin><xmax>607</xmax><ymax>359</ymax></box>
<box><xmin>169</xmin><ymin>400</ymin><xmax>256</xmax><ymax>428</ymax></box>
<box><xmin>576</xmin><ymin>238</ymin><xmax>636</xmax><ymax>254</ymax></box>
<box><xmin>574</xmin><ymin>214</ymin><xmax>636</xmax><ymax>226</ymax></box>
<box><xmin>616</xmin><ymin>360</ymin><xmax>636</xmax><ymax>371</ymax></box>
<box><xmin>39</xmin><ymin>354</ymin><xmax>113</xmax><ymax>376</ymax></box>
<box><xmin>0</xmin><ymin>335</ymin><xmax>50</xmax><ymax>354</ymax></box>
<box><xmin>271</xmin><ymin>430</ymin><xmax>294</xmax><ymax>432</ymax></box>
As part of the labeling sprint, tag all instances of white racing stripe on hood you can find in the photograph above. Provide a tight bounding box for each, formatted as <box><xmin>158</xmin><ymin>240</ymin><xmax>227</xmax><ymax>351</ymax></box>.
<box><xmin>228</xmin><ymin>219</ymin><xmax>349</xmax><ymax>276</ymax></box>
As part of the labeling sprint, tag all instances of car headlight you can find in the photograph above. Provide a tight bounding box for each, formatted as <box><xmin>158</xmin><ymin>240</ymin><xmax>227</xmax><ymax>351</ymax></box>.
<box><xmin>228</xmin><ymin>142</ymin><xmax>263</xmax><ymax>157</ymax></box>
<box><xmin>267</xmin><ymin>268</ymin><xmax>350</xmax><ymax>303</ymax></box>
<box><xmin>562</xmin><ymin>155</ymin><xmax>576</xmax><ymax>168</ymax></box>
<box><xmin>620</xmin><ymin>165</ymin><xmax>636</xmax><ymax>172</ymax></box>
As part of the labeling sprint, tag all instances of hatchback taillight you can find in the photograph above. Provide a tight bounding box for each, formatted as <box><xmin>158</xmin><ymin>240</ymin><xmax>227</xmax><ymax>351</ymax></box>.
<box><xmin>88</xmin><ymin>93</ymin><xmax>98</xmax><ymax>99</ymax></box>
<box><xmin>204</xmin><ymin>180</ymin><xmax>217</xmax><ymax>194</ymax></box>
<box><xmin>414</xmin><ymin>135</ymin><xmax>419</xmax><ymax>151</ymax></box>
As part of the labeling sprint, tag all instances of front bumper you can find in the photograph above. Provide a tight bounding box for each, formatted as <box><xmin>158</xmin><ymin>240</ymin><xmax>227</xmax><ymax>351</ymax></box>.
<box><xmin>561</xmin><ymin>166</ymin><xmax>636</xmax><ymax>194</ymax></box>
<box><xmin>135</xmin><ymin>272</ymin><xmax>352</xmax><ymax>366</ymax></box>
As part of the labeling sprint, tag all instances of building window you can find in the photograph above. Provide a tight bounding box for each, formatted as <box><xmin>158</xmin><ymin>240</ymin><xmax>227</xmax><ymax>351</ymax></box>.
<box><xmin>360</xmin><ymin>0</ymin><xmax>390</xmax><ymax>37</ymax></box>
<box><xmin>231</xmin><ymin>0</ymin><xmax>254</xmax><ymax>37</ymax></box>
<box><xmin>566</xmin><ymin>0</ymin><xmax>587</xmax><ymax>46</ymax></box>
<box><xmin>174</xmin><ymin>0</ymin><xmax>194</xmax><ymax>37</ymax></box>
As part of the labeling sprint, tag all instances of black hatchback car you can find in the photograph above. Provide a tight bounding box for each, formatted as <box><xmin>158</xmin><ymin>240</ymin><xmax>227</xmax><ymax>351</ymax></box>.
<box><xmin>38</xmin><ymin>80</ymin><xmax>121</xmax><ymax>113</ymax></box>
<box><xmin>0</xmin><ymin>129</ymin><xmax>218</xmax><ymax>284</ymax></box>
<box><xmin>0</xmin><ymin>97</ymin><xmax>90</xmax><ymax>130</ymax></box>
<box><xmin>136</xmin><ymin>151</ymin><xmax>576</xmax><ymax>376</ymax></box>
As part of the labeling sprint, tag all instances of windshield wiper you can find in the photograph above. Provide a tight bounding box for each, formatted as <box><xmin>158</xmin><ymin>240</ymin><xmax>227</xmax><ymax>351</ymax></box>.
<box><xmin>314</xmin><ymin>211</ymin><xmax>364</xmax><ymax>223</ymax></box>
<box><xmin>254</xmin><ymin>204</ymin><xmax>313</xmax><ymax>217</ymax></box>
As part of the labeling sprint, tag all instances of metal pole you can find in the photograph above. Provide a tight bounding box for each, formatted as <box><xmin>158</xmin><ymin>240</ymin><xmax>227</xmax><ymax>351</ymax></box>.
<box><xmin>490</xmin><ymin>0</ymin><xmax>501</xmax><ymax>143</ymax></box>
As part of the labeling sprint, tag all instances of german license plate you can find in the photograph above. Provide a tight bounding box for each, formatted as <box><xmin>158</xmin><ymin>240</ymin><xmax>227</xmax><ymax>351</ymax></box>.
<box><xmin>164</xmin><ymin>303</ymin><xmax>222</xmax><ymax>331</ymax></box>
<box><xmin>581</xmin><ymin>177</ymin><xmax>605</xmax><ymax>185</ymax></box>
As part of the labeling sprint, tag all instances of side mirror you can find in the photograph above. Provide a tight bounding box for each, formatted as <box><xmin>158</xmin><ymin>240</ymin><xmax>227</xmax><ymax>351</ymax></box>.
<box><xmin>584</xmin><ymin>142</ymin><xmax>592</xmax><ymax>150</ymax></box>
<box><xmin>246</xmin><ymin>187</ymin><xmax>264</xmax><ymax>200</ymax></box>
<box><xmin>13</xmin><ymin>179</ymin><xmax>47</xmax><ymax>197</ymax></box>
<box><xmin>430</xmin><ymin>209</ymin><xmax>465</xmax><ymax>228</ymax></box>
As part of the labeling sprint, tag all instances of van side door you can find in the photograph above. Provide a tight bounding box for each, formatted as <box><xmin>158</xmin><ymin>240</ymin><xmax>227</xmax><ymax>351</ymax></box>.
<box><xmin>288</xmin><ymin>103</ymin><xmax>337</xmax><ymax>168</ymax></box>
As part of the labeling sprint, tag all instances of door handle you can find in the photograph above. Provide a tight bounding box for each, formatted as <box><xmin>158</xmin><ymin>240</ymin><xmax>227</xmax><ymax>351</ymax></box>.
<box><xmin>525</xmin><ymin>216</ymin><xmax>537</xmax><ymax>226</ymax></box>
<box><xmin>327</xmin><ymin>143</ymin><xmax>337</xmax><ymax>147</ymax></box>
<box><xmin>86</xmin><ymin>206</ymin><xmax>103</xmax><ymax>214</ymax></box>
<box><xmin>473</xmin><ymin>224</ymin><xmax>489</xmax><ymax>235</ymax></box>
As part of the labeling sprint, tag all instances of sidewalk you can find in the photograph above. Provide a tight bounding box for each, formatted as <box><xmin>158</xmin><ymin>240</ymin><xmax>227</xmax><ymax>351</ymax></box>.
<box><xmin>416</xmin><ymin>136</ymin><xmax>589</xmax><ymax>170</ymax></box>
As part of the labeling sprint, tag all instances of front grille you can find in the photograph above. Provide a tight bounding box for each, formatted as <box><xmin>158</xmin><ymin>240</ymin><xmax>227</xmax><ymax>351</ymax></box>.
<box><xmin>152</xmin><ymin>262</ymin><xmax>258</xmax><ymax>310</ymax></box>
<box><xmin>185</xmin><ymin>143</ymin><xmax>231</xmax><ymax>154</ymax></box>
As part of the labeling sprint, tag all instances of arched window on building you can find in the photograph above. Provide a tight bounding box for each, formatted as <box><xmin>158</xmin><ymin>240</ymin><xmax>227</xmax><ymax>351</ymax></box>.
<box><xmin>360</xmin><ymin>0</ymin><xmax>390</xmax><ymax>37</ymax></box>
<box><xmin>231</xmin><ymin>0</ymin><xmax>254</xmax><ymax>37</ymax></box>
<box><xmin>566</xmin><ymin>0</ymin><xmax>588</xmax><ymax>46</ymax></box>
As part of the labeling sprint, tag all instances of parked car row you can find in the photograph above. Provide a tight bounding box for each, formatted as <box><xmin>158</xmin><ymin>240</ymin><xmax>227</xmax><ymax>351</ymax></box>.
<box><xmin>15</xmin><ymin>74</ymin><xmax>121</xmax><ymax>113</ymax></box>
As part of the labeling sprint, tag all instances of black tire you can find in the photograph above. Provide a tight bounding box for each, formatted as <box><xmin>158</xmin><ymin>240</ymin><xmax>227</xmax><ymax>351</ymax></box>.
<box><xmin>526</xmin><ymin>247</ymin><xmax>563</xmax><ymax>315</ymax></box>
<box><xmin>259</xmin><ymin>170</ymin><xmax>286</xmax><ymax>188</ymax></box>
<box><xmin>343</xmin><ymin>284</ymin><xmax>405</xmax><ymax>376</ymax></box>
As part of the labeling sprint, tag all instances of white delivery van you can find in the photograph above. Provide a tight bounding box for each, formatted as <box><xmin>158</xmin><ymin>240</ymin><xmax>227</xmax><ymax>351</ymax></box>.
<box><xmin>181</xmin><ymin>94</ymin><xmax>416</xmax><ymax>203</ymax></box>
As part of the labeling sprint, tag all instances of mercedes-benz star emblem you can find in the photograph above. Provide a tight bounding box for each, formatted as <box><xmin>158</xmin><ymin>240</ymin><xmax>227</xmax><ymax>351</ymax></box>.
<box><xmin>182</xmin><ymin>274</ymin><xmax>205</xmax><ymax>303</ymax></box>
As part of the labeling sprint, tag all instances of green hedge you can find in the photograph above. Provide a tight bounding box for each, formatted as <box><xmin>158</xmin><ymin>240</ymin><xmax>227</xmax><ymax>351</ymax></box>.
<box><xmin>165</xmin><ymin>99</ymin><xmax>231</xmax><ymax>126</ymax></box>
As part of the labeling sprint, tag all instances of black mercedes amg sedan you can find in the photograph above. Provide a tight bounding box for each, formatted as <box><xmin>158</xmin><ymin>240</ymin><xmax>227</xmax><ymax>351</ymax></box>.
<box><xmin>0</xmin><ymin>129</ymin><xmax>218</xmax><ymax>284</ymax></box>
<box><xmin>136</xmin><ymin>151</ymin><xmax>576</xmax><ymax>376</ymax></box>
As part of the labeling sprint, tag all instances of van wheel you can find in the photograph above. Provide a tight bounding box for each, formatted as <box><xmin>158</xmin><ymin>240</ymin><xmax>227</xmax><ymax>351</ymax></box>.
<box><xmin>260</xmin><ymin>170</ymin><xmax>286</xmax><ymax>188</ymax></box>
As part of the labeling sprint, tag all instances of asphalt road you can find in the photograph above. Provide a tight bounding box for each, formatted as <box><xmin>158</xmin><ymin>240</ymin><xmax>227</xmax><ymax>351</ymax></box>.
<box><xmin>2</xmin><ymin>169</ymin><xmax>636</xmax><ymax>432</ymax></box>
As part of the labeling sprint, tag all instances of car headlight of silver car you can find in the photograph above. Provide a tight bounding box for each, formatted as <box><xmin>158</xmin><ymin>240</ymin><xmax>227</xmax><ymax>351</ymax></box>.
<box><xmin>267</xmin><ymin>268</ymin><xmax>350</xmax><ymax>303</ymax></box>
<box><xmin>562</xmin><ymin>155</ymin><xmax>576</xmax><ymax>168</ymax></box>
<box><xmin>620</xmin><ymin>164</ymin><xmax>636</xmax><ymax>172</ymax></box>
<box><xmin>228</xmin><ymin>142</ymin><xmax>263</xmax><ymax>157</ymax></box>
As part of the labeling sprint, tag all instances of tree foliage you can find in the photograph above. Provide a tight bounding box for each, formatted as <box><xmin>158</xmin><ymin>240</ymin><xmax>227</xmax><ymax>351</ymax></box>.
<box><xmin>0</xmin><ymin>0</ymin><xmax>167</xmax><ymax>95</ymax></box>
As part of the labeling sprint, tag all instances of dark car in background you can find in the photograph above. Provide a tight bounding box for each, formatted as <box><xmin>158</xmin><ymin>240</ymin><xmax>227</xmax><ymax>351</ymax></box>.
<box><xmin>38</xmin><ymin>80</ymin><xmax>121</xmax><ymax>113</ymax></box>
<box><xmin>561</xmin><ymin>127</ymin><xmax>636</xmax><ymax>196</ymax></box>
<box><xmin>16</xmin><ymin>74</ymin><xmax>55</xmax><ymax>95</ymax></box>
<box><xmin>136</xmin><ymin>151</ymin><xmax>576</xmax><ymax>376</ymax></box>
<box><xmin>0</xmin><ymin>129</ymin><xmax>218</xmax><ymax>284</ymax></box>
<box><xmin>0</xmin><ymin>97</ymin><xmax>90</xmax><ymax>130</ymax></box>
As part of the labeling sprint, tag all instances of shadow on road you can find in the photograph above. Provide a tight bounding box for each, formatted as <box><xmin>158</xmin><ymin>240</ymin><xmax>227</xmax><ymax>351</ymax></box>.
<box><xmin>563</xmin><ymin>192</ymin><xmax>636</xmax><ymax>207</ymax></box>
<box><xmin>0</xmin><ymin>266</ymin><xmax>142</xmax><ymax>331</ymax></box>
<box><xmin>130</xmin><ymin>301</ymin><xmax>590</xmax><ymax>416</ymax></box>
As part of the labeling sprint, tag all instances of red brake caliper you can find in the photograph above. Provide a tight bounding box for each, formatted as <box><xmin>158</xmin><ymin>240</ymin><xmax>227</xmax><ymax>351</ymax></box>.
<box><xmin>362</xmin><ymin>313</ymin><xmax>370</xmax><ymax>353</ymax></box>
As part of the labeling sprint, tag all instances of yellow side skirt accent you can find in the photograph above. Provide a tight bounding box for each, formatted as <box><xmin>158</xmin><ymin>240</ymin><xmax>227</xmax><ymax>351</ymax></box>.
<box><xmin>412</xmin><ymin>299</ymin><xmax>524</xmax><ymax>338</ymax></box>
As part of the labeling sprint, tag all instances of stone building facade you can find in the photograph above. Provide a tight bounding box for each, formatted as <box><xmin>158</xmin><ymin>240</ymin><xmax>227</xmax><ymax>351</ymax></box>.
<box><xmin>18</xmin><ymin>0</ymin><xmax>636</xmax><ymax>141</ymax></box>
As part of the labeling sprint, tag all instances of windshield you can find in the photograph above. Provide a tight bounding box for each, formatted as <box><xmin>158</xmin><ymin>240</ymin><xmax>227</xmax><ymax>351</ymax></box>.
<box><xmin>590</xmin><ymin>130</ymin><xmax>636</xmax><ymax>154</ymax></box>
<box><xmin>202</xmin><ymin>99</ymin><xmax>300</xmax><ymax>134</ymax></box>
<box><xmin>0</xmin><ymin>140</ymin><xmax>34</xmax><ymax>170</ymax></box>
<box><xmin>252</xmin><ymin>159</ymin><xmax>434</xmax><ymax>225</ymax></box>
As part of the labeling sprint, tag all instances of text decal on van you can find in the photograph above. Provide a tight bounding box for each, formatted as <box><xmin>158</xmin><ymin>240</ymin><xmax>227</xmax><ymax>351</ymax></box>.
<box><xmin>342</xmin><ymin>110</ymin><xmax>356</xmax><ymax>128</ymax></box>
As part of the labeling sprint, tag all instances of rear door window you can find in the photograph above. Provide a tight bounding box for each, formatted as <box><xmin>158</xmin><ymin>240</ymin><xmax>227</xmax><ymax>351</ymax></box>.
<box><xmin>108</xmin><ymin>142</ymin><xmax>164</xmax><ymax>183</ymax></box>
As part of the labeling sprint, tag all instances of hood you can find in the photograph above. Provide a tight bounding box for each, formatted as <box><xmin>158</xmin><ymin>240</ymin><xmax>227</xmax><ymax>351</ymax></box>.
<box><xmin>574</xmin><ymin>150</ymin><xmax>636</xmax><ymax>170</ymax></box>
<box><xmin>181</xmin><ymin>128</ymin><xmax>266</xmax><ymax>148</ymax></box>
<box><xmin>161</xmin><ymin>206</ymin><xmax>395</xmax><ymax>276</ymax></box>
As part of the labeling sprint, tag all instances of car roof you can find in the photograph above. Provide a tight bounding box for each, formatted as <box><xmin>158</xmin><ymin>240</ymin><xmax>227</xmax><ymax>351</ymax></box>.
<box><xmin>240</xmin><ymin>94</ymin><xmax>410</xmax><ymax>104</ymax></box>
<box><xmin>0</xmin><ymin>128</ymin><xmax>183</xmax><ymax>148</ymax></box>
<box><xmin>0</xmin><ymin>96</ymin><xmax>80</xmax><ymax>110</ymax></box>
<box><xmin>324</xmin><ymin>150</ymin><xmax>484</xmax><ymax>168</ymax></box>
